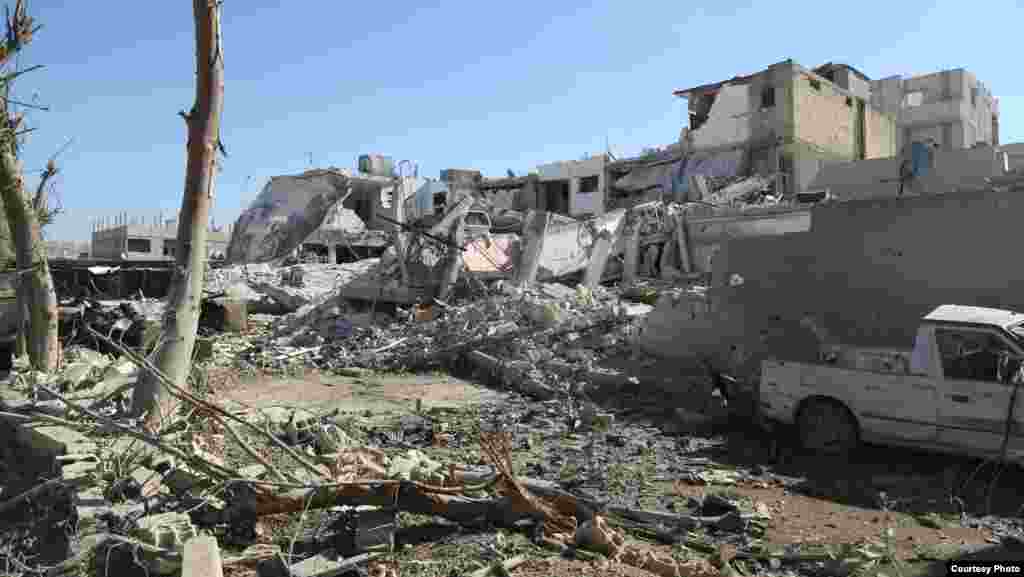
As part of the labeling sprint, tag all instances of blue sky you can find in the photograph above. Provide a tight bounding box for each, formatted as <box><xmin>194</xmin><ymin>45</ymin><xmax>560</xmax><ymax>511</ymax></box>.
<box><xmin>15</xmin><ymin>0</ymin><xmax>1024</xmax><ymax>241</ymax></box>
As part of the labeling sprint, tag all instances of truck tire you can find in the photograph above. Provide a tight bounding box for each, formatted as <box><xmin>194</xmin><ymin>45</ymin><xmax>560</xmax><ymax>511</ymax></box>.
<box><xmin>796</xmin><ymin>398</ymin><xmax>859</xmax><ymax>455</ymax></box>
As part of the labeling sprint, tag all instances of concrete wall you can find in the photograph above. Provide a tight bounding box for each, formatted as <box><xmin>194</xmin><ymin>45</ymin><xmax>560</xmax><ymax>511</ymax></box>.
<box><xmin>639</xmin><ymin>188</ymin><xmax>1024</xmax><ymax>374</ymax></box>
<box><xmin>865</xmin><ymin>107</ymin><xmax>897</xmax><ymax>159</ymax></box>
<box><xmin>792</xmin><ymin>72</ymin><xmax>858</xmax><ymax>158</ymax></box>
<box><xmin>808</xmin><ymin>157</ymin><xmax>902</xmax><ymax>200</ymax></box>
<box><xmin>536</xmin><ymin>155</ymin><xmax>607</xmax><ymax>216</ymax></box>
<box><xmin>809</xmin><ymin>146</ymin><xmax>1008</xmax><ymax>200</ymax></box>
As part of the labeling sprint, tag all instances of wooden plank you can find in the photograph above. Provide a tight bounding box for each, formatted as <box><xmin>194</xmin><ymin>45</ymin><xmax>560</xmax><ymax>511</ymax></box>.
<box><xmin>182</xmin><ymin>536</ymin><xmax>223</xmax><ymax>577</ymax></box>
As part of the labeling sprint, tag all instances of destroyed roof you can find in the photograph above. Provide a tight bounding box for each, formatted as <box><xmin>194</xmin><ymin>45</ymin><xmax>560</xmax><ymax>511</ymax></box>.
<box><xmin>813</xmin><ymin>61</ymin><xmax>871</xmax><ymax>82</ymax></box>
<box><xmin>479</xmin><ymin>175</ymin><xmax>534</xmax><ymax>189</ymax></box>
<box><xmin>923</xmin><ymin>304</ymin><xmax>1024</xmax><ymax>331</ymax></box>
<box><xmin>672</xmin><ymin>59</ymin><xmax>794</xmax><ymax>97</ymax></box>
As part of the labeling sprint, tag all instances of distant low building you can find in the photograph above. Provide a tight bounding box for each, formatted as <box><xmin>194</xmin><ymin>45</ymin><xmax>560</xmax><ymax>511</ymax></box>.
<box><xmin>91</xmin><ymin>216</ymin><xmax>229</xmax><ymax>261</ymax></box>
<box><xmin>45</xmin><ymin>240</ymin><xmax>90</xmax><ymax>260</ymax></box>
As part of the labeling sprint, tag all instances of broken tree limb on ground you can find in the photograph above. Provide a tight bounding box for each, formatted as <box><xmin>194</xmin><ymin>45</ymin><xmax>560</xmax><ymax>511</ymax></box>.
<box><xmin>30</xmin><ymin>384</ymin><xmax>241</xmax><ymax>481</ymax></box>
<box><xmin>89</xmin><ymin>326</ymin><xmax>327</xmax><ymax>482</ymax></box>
<box><xmin>0</xmin><ymin>477</ymin><xmax>65</xmax><ymax>519</ymax></box>
<box><xmin>247</xmin><ymin>481</ymin><xmax>525</xmax><ymax>527</ymax></box>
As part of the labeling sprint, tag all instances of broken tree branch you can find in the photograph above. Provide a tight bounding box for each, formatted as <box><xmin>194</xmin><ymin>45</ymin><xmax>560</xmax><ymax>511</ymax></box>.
<box><xmin>221</xmin><ymin>418</ymin><xmax>296</xmax><ymax>485</ymax></box>
<box><xmin>0</xmin><ymin>476</ymin><xmax>63</xmax><ymax>518</ymax></box>
<box><xmin>32</xmin><ymin>385</ymin><xmax>239</xmax><ymax>481</ymax></box>
<box><xmin>87</xmin><ymin>326</ymin><xmax>327</xmax><ymax>482</ymax></box>
<box><xmin>32</xmin><ymin>158</ymin><xmax>55</xmax><ymax>211</ymax></box>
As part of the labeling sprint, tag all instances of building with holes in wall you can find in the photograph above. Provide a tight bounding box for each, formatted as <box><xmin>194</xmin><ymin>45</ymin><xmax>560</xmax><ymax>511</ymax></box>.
<box><xmin>868</xmin><ymin>68</ymin><xmax>998</xmax><ymax>152</ymax></box>
<box><xmin>674</xmin><ymin>59</ymin><xmax>899</xmax><ymax>196</ymax></box>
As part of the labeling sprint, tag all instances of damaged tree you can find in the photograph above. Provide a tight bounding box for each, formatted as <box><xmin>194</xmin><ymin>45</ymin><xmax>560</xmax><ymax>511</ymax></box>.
<box><xmin>0</xmin><ymin>1</ymin><xmax>58</xmax><ymax>371</ymax></box>
<box><xmin>131</xmin><ymin>0</ymin><xmax>224</xmax><ymax>428</ymax></box>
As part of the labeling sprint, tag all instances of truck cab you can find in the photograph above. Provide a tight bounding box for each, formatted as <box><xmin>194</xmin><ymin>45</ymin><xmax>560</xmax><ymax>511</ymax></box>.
<box><xmin>761</xmin><ymin>305</ymin><xmax>1024</xmax><ymax>461</ymax></box>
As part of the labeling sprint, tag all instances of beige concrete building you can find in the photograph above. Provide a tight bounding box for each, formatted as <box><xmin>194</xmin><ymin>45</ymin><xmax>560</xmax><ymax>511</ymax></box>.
<box><xmin>91</xmin><ymin>217</ymin><xmax>230</xmax><ymax>261</ymax></box>
<box><xmin>674</xmin><ymin>59</ymin><xmax>899</xmax><ymax>195</ymax></box>
<box><xmin>870</xmin><ymin>68</ymin><xmax>998</xmax><ymax>152</ymax></box>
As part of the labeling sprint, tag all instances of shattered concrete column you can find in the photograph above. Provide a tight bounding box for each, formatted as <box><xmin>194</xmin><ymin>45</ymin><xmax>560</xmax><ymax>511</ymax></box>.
<box><xmin>515</xmin><ymin>211</ymin><xmax>549</xmax><ymax>287</ymax></box>
<box><xmin>674</xmin><ymin>212</ymin><xmax>693</xmax><ymax>274</ymax></box>
<box><xmin>584</xmin><ymin>218</ymin><xmax>623</xmax><ymax>289</ymax></box>
<box><xmin>438</xmin><ymin>216</ymin><xmax>465</xmax><ymax>301</ymax></box>
<box><xmin>621</xmin><ymin>215</ymin><xmax>640</xmax><ymax>287</ymax></box>
<box><xmin>327</xmin><ymin>244</ymin><xmax>338</xmax><ymax>264</ymax></box>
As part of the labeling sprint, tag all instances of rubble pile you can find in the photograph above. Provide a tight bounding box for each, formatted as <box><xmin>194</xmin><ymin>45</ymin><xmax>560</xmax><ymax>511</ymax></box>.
<box><xmin>203</xmin><ymin>259</ymin><xmax>382</xmax><ymax>318</ymax></box>
<box><xmin>701</xmin><ymin>174</ymin><xmax>779</xmax><ymax>207</ymax></box>
<box><xmin>228</xmin><ymin>280</ymin><xmax>652</xmax><ymax>396</ymax></box>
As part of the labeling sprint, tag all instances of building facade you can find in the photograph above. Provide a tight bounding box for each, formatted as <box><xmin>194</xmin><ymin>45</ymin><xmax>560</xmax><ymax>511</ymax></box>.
<box><xmin>534</xmin><ymin>155</ymin><xmax>608</xmax><ymax>217</ymax></box>
<box><xmin>674</xmin><ymin>59</ymin><xmax>899</xmax><ymax>195</ymax></box>
<box><xmin>870</xmin><ymin>69</ymin><xmax>998</xmax><ymax>152</ymax></box>
<box><xmin>91</xmin><ymin>219</ymin><xmax>230</xmax><ymax>261</ymax></box>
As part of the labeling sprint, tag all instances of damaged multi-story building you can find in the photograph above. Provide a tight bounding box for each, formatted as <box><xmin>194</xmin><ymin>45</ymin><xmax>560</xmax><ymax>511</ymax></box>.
<box><xmin>868</xmin><ymin>67</ymin><xmax>998</xmax><ymax>151</ymax></box>
<box><xmin>672</xmin><ymin>59</ymin><xmax>898</xmax><ymax>196</ymax></box>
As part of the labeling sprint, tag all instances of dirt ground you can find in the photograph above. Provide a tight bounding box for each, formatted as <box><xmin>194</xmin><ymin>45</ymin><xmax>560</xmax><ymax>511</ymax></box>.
<box><xmin>212</xmin><ymin>367</ymin><xmax>503</xmax><ymax>415</ymax></box>
<box><xmin>203</xmin><ymin>364</ymin><xmax>1024</xmax><ymax>576</ymax></box>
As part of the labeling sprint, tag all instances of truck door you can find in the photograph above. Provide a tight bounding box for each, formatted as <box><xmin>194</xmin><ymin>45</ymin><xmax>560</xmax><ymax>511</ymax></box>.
<box><xmin>934</xmin><ymin>328</ymin><xmax>1024</xmax><ymax>458</ymax></box>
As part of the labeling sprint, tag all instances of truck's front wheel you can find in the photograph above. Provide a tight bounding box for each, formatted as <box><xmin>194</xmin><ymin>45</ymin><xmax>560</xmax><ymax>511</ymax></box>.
<box><xmin>797</xmin><ymin>398</ymin><xmax>859</xmax><ymax>455</ymax></box>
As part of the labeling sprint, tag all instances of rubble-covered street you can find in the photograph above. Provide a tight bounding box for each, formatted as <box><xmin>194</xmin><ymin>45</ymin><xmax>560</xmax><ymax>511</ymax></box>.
<box><xmin>1</xmin><ymin>254</ymin><xmax>1023</xmax><ymax>577</ymax></box>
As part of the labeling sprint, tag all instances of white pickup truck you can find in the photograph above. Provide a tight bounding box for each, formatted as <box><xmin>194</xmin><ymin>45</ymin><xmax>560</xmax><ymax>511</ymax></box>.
<box><xmin>760</xmin><ymin>305</ymin><xmax>1024</xmax><ymax>461</ymax></box>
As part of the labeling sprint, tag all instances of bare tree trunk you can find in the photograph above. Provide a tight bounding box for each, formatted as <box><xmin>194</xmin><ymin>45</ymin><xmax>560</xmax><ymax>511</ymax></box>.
<box><xmin>0</xmin><ymin>152</ymin><xmax>58</xmax><ymax>371</ymax></box>
<box><xmin>131</xmin><ymin>0</ymin><xmax>223</xmax><ymax>429</ymax></box>
<box><xmin>0</xmin><ymin>1</ymin><xmax>58</xmax><ymax>372</ymax></box>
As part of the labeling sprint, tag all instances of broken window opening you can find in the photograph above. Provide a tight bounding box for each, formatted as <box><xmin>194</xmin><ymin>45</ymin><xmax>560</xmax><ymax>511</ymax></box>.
<box><xmin>778</xmin><ymin>155</ymin><xmax>792</xmax><ymax>174</ymax></box>
<box><xmin>935</xmin><ymin>328</ymin><xmax>1016</xmax><ymax>383</ymax></box>
<box><xmin>163</xmin><ymin>243</ymin><xmax>175</xmax><ymax>257</ymax></box>
<box><xmin>971</xmin><ymin>87</ymin><xmax>977</xmax><ymax>108</ymax></box>
<box><xmin>689</xmin><ymin>92</ymin><xmax>718</xmax><ymax>130</ymax></box>
<box><xmin>579</xmin><ymin>175</ymin><xmax>599</xmax><ymax>194</ymax></box>
<box><xmin>846</xmin><ymin>96</ymin><xmax>853</xmax><ymax>107</ymax></box>
<box><xmin>126</xmin><ymin>238</ymin><xmax>152</xmax><ymax>253</ymax></box>
<box><xmin>690</xmin><ymin>112</ymin><xmax>708</xmax><ymax>131</ymax></box>
<box><xmin>808</xmin><ymin>78</ymin><xmax>821</xmax><ymax>91</ymax></box>
<box><xmin>902</xmin><ymin>91</ymin><xmax>923</xmax><ymax>108</ymax></box>
<box><xmin>542</xmin><ymin>180</ymin><xmax>571</xmax><ymax>215</ymax></box>
<box><xmin>761</xmin><ymin>86</ymin><xmax>775</xmax><ymax>108</ymax></box>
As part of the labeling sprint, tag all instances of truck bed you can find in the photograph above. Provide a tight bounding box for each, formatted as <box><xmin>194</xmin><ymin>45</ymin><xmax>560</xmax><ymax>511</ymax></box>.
<box><xmin>818</xmin><ymin>344</ymin><xmax>914</xmax><ymax>375</ymax></box>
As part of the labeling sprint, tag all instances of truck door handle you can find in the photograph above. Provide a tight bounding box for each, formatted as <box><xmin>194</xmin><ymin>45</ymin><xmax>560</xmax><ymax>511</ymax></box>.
<box><xmin>950</xmin><ymin>394</ymin><xmax>970</xmax><ymax>403</ymax></box>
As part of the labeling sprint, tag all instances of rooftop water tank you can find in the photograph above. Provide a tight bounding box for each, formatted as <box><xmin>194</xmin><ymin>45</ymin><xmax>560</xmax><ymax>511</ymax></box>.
<box><xmin>359</xmin><ymin>154</ymin><xmax>394</xmax><ymax>177</ymax></box>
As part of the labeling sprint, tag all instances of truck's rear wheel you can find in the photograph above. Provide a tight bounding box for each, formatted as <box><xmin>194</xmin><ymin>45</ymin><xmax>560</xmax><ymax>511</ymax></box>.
<box><xmin>797</xmin><ymin>398</ymin><xmax>859</xmax><ymax>455</ymax></box>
